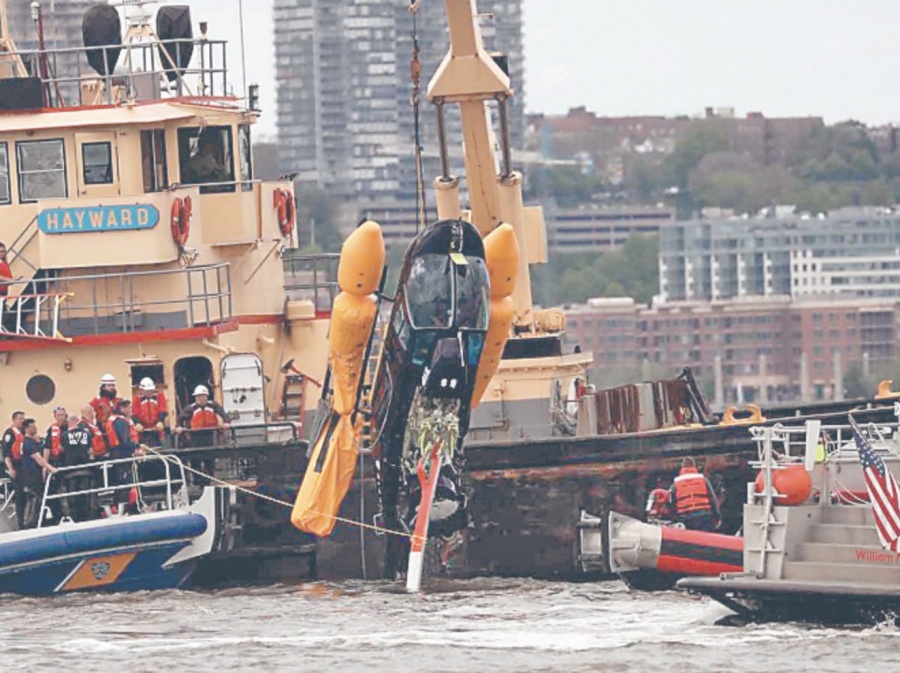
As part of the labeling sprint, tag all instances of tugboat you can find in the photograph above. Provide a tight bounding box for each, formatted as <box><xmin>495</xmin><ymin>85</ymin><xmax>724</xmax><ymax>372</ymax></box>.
<box><xmin>0</xmin><ymin>455</ymin><xmax>231</xmax><ymax>595</ymax></box>
<box><xmin>0</xmin><ymin>0</ymin><xmax>324</xmax><ymax>584</ymax></box>
<box><xmin>680</xmin><ymin>413</ymin><xmax>900</xmax><ymax>625</ymax></box>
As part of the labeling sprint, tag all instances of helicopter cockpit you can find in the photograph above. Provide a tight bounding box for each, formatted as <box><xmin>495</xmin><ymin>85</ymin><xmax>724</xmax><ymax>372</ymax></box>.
<box><xmin>404</xmin><ymin>253</ymin><xmax>490</xmax><ymax>332</ymax></box>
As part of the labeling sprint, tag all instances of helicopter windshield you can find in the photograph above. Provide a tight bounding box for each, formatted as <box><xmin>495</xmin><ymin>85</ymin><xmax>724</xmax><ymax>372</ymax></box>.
<box><xmin>456</xmin><ymin>258</ymin><xmax>490</xmax><ymax>331</ymax></box>
<box><xmin>406</xmin><ymin>254</ymin><xmax>453</xmax><ymax>329</ymax></box>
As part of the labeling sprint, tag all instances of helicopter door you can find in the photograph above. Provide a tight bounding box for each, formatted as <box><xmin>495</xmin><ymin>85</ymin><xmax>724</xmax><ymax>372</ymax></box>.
<box><xmin>74</xmin><ymin>132</ymin><xmax>121</xmax><ymax>198</ymax></box>
<box><xmin>221</xmin><ymin>353</ymin><xmax>266</xmax><ymax>428</ymax></box>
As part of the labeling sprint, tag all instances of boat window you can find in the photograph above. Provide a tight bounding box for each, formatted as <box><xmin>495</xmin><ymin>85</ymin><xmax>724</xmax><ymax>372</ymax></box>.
<box><xmin>405</xmin><ymin>254</ymin><xmax>453</xmax><ymax>329</ymax></box>
<box><xmin>82</xmin><ymin>142</ymin><xmax>113</xmax><ymax>185</ymax></box>
<box><xmin>141</xmin><ymin>130</ymin><xmax>168</xmax><ymax>193</ymax></box>
<box><xmin>238</xmin><ymin>123</ymin><xmax>252</xmax><ymax>192</ymax></box>
<box><xmin>178</xmin><ymin>126</ymin><xmax>235</xmax><ymax>194</ymax></box>
<box><xmin>0</xmin><ymin>143</ymin><xmax>9</xmax><ymax>205</ymax></box>
<box><xmin>456</xmin><ymin>257</ymin><xmax>490</xmax><ymax>331</ymax></box>
<box><xmin>16</xmin><ymin>139</ymin><xmax>67</xmax><ymax>203</ymax></box>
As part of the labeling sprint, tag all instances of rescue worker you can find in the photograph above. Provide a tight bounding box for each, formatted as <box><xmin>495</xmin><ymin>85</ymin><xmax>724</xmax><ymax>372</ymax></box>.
<box><xmin>90</xmin><ymin>373</ymin><xmax>121</xmax><ymax>429</ymax></box>
<box><xmin>1</xmin><ymin>410</ymin><xmax>24</xmax><ymax>480</ymax></box>
<box><xmin>176</xmin><ymin>385</ymin><xmax>228</xmax><ymax>485</ymax></box>
<box><xmin>105</xmin><ymin>400</ymin><xmax>145</xmax><ymax>513</ymax></box>
<box><xmin>0</xmin><ymin>241</ymin><xmax>12</xmax><ymax>298</ymax></box>
<box><xmin>61</xmin><ymin>405</ymin><xmax>103</xmax><ymax>521</ymax></box>
<box><xmin>0</xmin><ymin>243</ymin><xmax>14</xmax><ymax>333</ymax></box>
<box><xmin>175</xmin><ymin>385</ymin><xmax>229</xmax><ymax>448</ymax></box>
<box><xmin>670</xmin><ymin>457</ymin><xmax>721</xmax><ymax>532</ymax></box>
<box><xmin>44</xmin><ymin>406</ymin><xmax>69</xmax><ymax>468</ymax></box>
<box><xmin>16</xmin><ymin>419</ymin><xmax>56</xmax><ymax>529</ymax></box>
<box><xmin>133</xmin><ymin>377</ymin><xmax>168</xmax><ymax>447</ymax></box>
<box><xmin>43</xmin><ymin>406</ymin><xmax>69</xmax><ymax>522</ymax></box>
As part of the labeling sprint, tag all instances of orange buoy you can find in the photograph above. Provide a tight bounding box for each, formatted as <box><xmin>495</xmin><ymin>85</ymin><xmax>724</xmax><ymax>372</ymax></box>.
<box><xmin>755</xmin><ymin>464</ymin><xmax>812</xmax><ymax>506</ymax></box>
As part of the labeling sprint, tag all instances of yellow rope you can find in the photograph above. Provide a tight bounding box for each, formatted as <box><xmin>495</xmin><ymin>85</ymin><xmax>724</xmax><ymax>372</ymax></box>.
<box><xmin>144</xmin><ymin>447</ymin><xmax>420</xmax><ymax>543</ymax></box>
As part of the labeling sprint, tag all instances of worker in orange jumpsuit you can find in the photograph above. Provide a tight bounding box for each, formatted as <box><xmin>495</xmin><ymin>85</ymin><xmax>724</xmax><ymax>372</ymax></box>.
<box><xmin>90</xmin><ymin>373</ymin><xmax>122</xmax><ymax>430</ymax></box>
<box><xmin>133</xmin><ymin>377</ymin><xmax>168</xmax><ymax>448</ymax></box>
<box><xmin>176</xmin><ymin>385</ymin><xmax>229</xmax><ymax>486</ymax></box>
<box><xmin>670</xmin><ymin>457</ymin><xmax>721</xmax><ymax>532</ymax></box>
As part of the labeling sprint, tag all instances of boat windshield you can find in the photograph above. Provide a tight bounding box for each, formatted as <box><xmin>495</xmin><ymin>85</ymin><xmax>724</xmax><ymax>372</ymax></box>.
<box><xmin>406</xmin><ymin>254</ymin><xmax>453</xmax><ymax>329</ymax></box>
<box><xmin>456</xmin><ymin>258</ymin><xmax>490</xmax><ymax>331</ymax></box>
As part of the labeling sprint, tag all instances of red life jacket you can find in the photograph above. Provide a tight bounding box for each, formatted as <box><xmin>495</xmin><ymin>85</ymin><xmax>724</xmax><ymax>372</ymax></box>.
<box><xmin>47</xmin><ymin>422</ymin><xmax>65</xmax><ymax>460</ymax></box>
<box><xmin>673</xmin><ymin>467</ymin><xmax>712</xmax><ymax>515</ymax></box>
<box><xmin>105</xmin><ymin>414</ymin><xmax>125</xmax><ymax>448</ymax></box>
<box><xmin>86</xmin><ymin>419</ymin><xmax>106</xmax><ymax>458</ymax></box>
<box><xmin>134</xmin><ymin>392</ymin><xmax>167</xmax><ymax>426</ymax></box>
<box><xmin>0</xmin><ymin>260</ymin><xmax>11</xmax><ymax>297</ymax></box>
<box><xmin>91</xmin><ymin>396</ymin><xmax>120</xmax><ymax>427</ymax></box>
<box><xmin>7</xmin><ymin>425</ymin><xmax>23</xmax><ymax>461</ymax></box>
<box><xmin>190</xmin><ymin>404</ymin><xmax>221</xmax><ymax>430</ymax></box>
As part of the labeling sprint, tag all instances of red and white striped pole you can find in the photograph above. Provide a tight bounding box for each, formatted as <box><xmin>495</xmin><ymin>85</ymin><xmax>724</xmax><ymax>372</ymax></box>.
<box><xmin>406</xmin><ymin>438</ymin><xmax>443</xmax><ymax>592</ymax></box>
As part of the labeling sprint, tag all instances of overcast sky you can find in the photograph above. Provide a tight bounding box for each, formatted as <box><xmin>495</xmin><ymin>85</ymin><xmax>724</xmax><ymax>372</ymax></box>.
<box><xmin>189</xmin><ymin>0</ymin><xmax>900</xmax><ymax>138</ymax></box>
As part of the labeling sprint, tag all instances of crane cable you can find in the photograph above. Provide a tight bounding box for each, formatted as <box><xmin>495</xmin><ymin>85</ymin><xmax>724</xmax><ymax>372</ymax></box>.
<box><xmin>410</xmin><ymin>0</ymin><xmax>427</xmax><ymax>235</ymax></box>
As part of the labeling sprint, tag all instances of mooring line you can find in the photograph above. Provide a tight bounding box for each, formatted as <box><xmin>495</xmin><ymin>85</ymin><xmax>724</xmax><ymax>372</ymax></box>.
<box><xmin>143</xmin><ymin>447</ymin><xmax>421</xmax><ymax>542</ymax></box>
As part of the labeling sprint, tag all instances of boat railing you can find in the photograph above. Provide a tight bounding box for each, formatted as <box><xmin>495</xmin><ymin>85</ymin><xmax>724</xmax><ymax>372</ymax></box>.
<box><xmin>170</xmin><ymin>420</ymin><xmax>302</xmax><ymax>450</ymax></box>
<box><xmin>283</xmin><ymin>251</ymin><xmax>340</xmax><ymax>313</ymax></box>
<box><xmin>15</xmin><ymin>37</ymin><xmax>231</xmax><ymax>108</ymax></box>
<box><xmin>38</xmin><ymin>454</ymin><xmax>189</xmax><ymax>528</ymax></box>
<box><xmin>6</xmin><ymin>263</ymin><xmax>233</xmax><ymax>338</ymax></box>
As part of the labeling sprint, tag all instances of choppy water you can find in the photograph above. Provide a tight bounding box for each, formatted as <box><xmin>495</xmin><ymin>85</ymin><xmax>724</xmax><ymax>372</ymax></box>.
<box><xmin>1</xmin><ymin>579</ymin><xmax>898</xmax><ymax>672</ymax></box>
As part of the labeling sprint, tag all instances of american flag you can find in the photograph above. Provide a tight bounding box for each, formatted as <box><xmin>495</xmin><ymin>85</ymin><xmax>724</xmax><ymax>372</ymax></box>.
<box><xmin>849</xmin><ymin>416</ymin><xmax>900</xmax><ymax>552</ymax></box>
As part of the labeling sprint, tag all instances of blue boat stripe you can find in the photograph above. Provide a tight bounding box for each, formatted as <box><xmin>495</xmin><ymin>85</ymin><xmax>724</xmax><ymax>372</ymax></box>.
<box><xmin>0</xmin><ymin>514</ymin><xmax>207</xmax><ymax>568</ymax></box>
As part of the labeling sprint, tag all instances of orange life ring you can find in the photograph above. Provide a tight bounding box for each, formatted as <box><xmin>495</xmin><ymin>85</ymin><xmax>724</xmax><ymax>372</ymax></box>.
<box><xmin>171</xmin><ymin>196</ymin><xmax>191</xmax><ymax>247</ymax></box>
<box><xmin>274</xmin><ymin>189</ymin><xmax>295</xmax><ymax>237</ymax></box>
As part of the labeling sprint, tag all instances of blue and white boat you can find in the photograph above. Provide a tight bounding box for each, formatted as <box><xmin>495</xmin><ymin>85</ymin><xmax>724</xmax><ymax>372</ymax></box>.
<box><xmin>0</xmin><ymin>455</ymin><xmax>231</xmax><ymax>596</ymax></box>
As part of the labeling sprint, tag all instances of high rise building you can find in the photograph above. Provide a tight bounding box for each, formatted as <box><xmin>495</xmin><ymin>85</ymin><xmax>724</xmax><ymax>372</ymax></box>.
<box><xmin>6</xmin><ymin>0</ymin><xmax>96</xmax><ymax>95</ymax></box>
<box><xmin>274</xmin><ymin>0</ymin><xmax>525</xmax><ymax>203</ymax></box>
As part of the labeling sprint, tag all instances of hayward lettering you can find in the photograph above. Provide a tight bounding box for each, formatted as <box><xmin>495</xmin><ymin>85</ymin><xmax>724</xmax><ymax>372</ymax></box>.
<box><xmin>38</xmin><ymin>205</ymin><xmax>160</xmax><ymax>234</ymax></box>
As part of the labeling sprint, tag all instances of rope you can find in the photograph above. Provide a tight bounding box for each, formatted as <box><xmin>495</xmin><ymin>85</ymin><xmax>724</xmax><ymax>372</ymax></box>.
<box><xmin>410</xmin><ymin>0</ymin><xmax>427</xmax><ymax>234</ymax></box>
<box><xmin>143</xmin><ymin>447</ymin><xmax>421</xmax><ymax>543</ymax></box>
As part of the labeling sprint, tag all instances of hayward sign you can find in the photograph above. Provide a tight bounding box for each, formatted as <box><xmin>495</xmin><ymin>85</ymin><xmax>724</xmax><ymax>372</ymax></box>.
<box><xmin>38</xmin><ymin>205</ymin><xmax>160</xmax><ymax>234</ymax></box>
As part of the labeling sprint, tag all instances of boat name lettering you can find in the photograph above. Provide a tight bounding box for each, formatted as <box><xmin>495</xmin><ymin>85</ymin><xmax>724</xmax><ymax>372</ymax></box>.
<box><xmin>854</xmin><ymin>548</ymin><xmax>900</xmax><ymax>564</ymax></box>
<box><xmin>38</xmin><ymin>205</ymin><xmax>160</xmax><ymax>234</ymax></box>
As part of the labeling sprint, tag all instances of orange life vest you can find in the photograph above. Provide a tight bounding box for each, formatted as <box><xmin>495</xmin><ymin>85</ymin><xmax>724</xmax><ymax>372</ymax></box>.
<box><xmin>134</xmin><ymin>392</ymin><xmax>167</xmax><ymax>427</ymax></box>
<box><xmin>673</xmin><ymin>467</ymin><xmax>712</xmax><ymax>515</ymax></box>
<box><xmin>7</xmin><ymin>426</ymin><xmax>23</xmax><ymax>461</ymax></box>
<box><xmin>190</xmin><ymin>404</ymin><xmax>221</xmax><ymax>430</ymax></box>
<box><xmin>91</xmin><ymin>396</ymin><xmax>120</xmax><ymax>427</ymax></box>
<box><xmin>47</xmin><ymin>422</ymin><xmax>65</xmax><ymax>460</ymax></box>
<box><xmin>87</xmin><ymin>420</ymin><xmax>106</xmax><ymax>458</ymax></box>
<box><xmin>105</xmin><ymin>414</ymin><xmax>136</xmax><ymax>448</ymax></box>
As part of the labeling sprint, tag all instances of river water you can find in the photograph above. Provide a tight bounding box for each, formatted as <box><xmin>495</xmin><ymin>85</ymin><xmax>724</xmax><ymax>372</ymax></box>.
<box><xmin>1</xmin><ymin>579</ymin><xmax>897</xmax><ymax>672</ymax></box>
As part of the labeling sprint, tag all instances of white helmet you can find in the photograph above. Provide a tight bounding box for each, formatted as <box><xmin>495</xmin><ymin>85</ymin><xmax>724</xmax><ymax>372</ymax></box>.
<box><xmin>139</xmin><ymin>377</ymin><xmax>156</xmax><ymax>392</ymax></box>
<box><xmin>193</xmin><ymin>385</ymin><xmax>210</xmax><ymax>397</ymax></box>
<box><xmin>100</xmin><ymin>373</ymin><xmax>116</xmax><ymax>385</ymax></box>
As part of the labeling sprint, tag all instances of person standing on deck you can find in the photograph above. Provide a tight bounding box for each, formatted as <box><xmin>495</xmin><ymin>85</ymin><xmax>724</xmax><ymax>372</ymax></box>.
<box><xmin>17</xmin><ymin>419</ymin><xmax>56</xmax><ymax>529</ymax></box>
<box><xmin>176</xmin><ymin>385</ymin><xmax>229</xmax><ymax>485</ymax></box>
<box><xmin>1</xmin><ymin>411</ymin><xmax>25</xmax><ymax>480</ymax></box>
<box><xmin>44</xmin><ymin>406</ymin><xmax>69</xmax><ymax>468</ymax></box>
<box><xmin>670</xmin><ymin>457</ymin><xmax>721</xmax><ymax>532</ymax></box>
<box><xmin>90</xmin><ymin>373</ymin><xmax>122</xmax><ymax>430</ymax></box>
<box><xmin>133</xmin><ymin>377</ymin><xmax>168</xmax><ymax>447</ymax></box>
<box><xmin>61</xmin><ymin>406</ymin><xmax>104</xmax><ymax>520</ymax></box>
<box><xmin>105</xmin><ymin>400</ymin><xmax>145</xmax><ymax>513</ymax></box>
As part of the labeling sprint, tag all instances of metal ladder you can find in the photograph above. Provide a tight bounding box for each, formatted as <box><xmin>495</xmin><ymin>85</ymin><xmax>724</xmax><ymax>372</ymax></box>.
<box><xmin>745</xmin><ymin>425</ymin><xmax>788</xmax><ymax>578</ymax></box>
<box><xmin>0</xmin><ymin>290</ymin><xmax>73</xmax><ymax>342</ymax></box>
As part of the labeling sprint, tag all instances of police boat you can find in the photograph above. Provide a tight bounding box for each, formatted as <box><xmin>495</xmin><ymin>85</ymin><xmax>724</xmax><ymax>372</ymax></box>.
<box><xmin>0</xmin><ymin>454</ymin><xmax>231</xmax><ymax>595</ymax></box>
